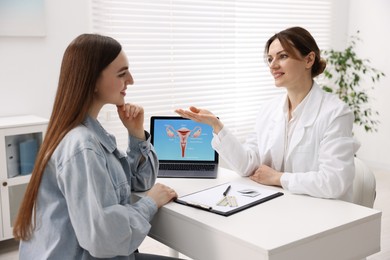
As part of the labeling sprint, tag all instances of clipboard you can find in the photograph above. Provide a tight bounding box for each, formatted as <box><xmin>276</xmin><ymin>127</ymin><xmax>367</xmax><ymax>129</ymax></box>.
<box><xmin>175</xmin><ymin>182</ymin><xmax>283</xmax><ymax>216</ymax></box>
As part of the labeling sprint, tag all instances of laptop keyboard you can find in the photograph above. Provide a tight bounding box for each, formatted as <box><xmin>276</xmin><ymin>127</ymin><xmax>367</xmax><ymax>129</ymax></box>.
<box><xmin>160</xmin><ymin>163</ymin><xmax>215</xmax><ymax>171</ymax></box>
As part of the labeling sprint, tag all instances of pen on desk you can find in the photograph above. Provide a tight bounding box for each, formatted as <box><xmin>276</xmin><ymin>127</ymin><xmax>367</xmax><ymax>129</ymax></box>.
<box><xmin>223</xmin><ymin>185</ymin><xmax>231</xmax><ymax>197</ymax></box>
<box><xmin>187</xmin><ymin>201</ymin><xmax>212</xmax><ymax>210</ymax></box>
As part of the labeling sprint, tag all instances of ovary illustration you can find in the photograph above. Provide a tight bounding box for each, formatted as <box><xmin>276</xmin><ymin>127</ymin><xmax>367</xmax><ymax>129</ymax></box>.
<box><xmin>166</xmin><ymin>125</ymin><xmax>201</xmax><ymax>157</ymax></box>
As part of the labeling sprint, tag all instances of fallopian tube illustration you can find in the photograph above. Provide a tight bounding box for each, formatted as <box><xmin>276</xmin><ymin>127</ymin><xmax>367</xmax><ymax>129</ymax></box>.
<box><xmin>166</xmin><ymin>125</ymin><xmax>201</xmax><ymax>157</ymax></box>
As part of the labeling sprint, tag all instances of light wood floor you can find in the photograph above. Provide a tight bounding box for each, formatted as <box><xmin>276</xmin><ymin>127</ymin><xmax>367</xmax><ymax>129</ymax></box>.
<box><xmin>0</xmin><ymin>168</ymin><xmax>389</xmax><ymax>260</ymax></box>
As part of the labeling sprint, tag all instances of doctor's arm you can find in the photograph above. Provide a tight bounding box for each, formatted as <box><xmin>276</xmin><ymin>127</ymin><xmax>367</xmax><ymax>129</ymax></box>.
<box><xmin>250</xmin><ymin>164</ymin><xmax>283</xmax><ymax>186</ymax></box>
<box><xmin>176</xmin><ymin>106</ymin><xmax>261</xmax><ymax>176</ymax></box>
<box><xmin>175</xmin><ymin>106</ymin><xmax>224</xmax><ymax>133</ymax></box>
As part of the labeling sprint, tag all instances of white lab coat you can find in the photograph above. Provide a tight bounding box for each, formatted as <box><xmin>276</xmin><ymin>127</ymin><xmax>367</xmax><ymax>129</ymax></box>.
<box><xmin>212</xmin><ymin>82</ymin><xmax>359</xmax><ymax>202</ymax></box>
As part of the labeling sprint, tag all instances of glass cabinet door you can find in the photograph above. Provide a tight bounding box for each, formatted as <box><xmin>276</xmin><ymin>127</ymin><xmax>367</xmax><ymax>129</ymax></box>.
<box><xmin>0</xmin><ymin>124</ymin><xmax>45</xmax><ymax>239</ymax></box>
<box><xmin>1</xmin><ymin>182</ymin><xmax>29</xmax><ymax>238</ymax></box>
<box><xmin>5</xmin><ymin>132</ymin><xmax>42</xmax><ymax>178</ymax></box>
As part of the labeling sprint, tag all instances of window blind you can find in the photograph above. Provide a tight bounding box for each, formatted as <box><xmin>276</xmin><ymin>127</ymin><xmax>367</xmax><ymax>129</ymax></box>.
<box><xmin>91</xmin><ymin>0</ymin><xmax>332</xmax><ymax>150</ymax></box>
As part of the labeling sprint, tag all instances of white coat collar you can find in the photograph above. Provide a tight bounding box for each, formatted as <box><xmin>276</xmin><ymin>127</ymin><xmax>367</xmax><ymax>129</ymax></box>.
<box><xmin>286</xmin><ymin>82</ymin><xmax>323</xmax><ymax>159</ymax></box>
<box><xmin>270</xmin><ymin>82</ymin><xmax>322</xmax><ymax>123</ymax></box>
<box><xmin>268</xmin><ymin>82</ymin><xmax>323</xmax><ymax>170</ymax></box>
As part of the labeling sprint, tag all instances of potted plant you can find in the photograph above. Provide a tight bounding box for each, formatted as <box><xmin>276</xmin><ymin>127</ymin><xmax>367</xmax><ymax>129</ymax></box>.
<box><xmin>321</xmin><ymin>31</ymin><xmax>385</xmax><ymax>132</ymax></box>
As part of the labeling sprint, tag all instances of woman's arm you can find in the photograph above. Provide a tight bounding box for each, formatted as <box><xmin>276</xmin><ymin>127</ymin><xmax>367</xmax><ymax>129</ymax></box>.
<box><xmin>57</xmin><ymin>148</ymin><xmax>157</xmax><ymax>258</ymax></box>
<box><xmin>127</xmin><ymin>131</ymin><xmax>159</xmax><ymax>191</ymax></box>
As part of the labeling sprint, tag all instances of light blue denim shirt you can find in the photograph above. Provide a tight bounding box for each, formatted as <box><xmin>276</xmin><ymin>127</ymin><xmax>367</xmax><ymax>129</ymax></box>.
<box><xmin>19</xmin><ymin>116</ymin><xmax>159</xmax><ymax>260</ymax></box>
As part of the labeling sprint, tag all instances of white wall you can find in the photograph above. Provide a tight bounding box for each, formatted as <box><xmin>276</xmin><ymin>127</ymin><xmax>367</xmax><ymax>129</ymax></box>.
<box><xmin>0</xmin><ymin>0</ymin><xmax>90</xmax><ymax>119</ymax></box>
<box><xmin>348</xmin><ymin>0</ymin><xmax>390</xmax><ymax>170</ymax></box>
<box><xmin>5</xmin><ymin>0</ymin><xmax>388</xmax><ymax>170</ymax></box>
<box><xmin>0</xmin><ymin>0</ymin><xmax>350</xmax><ymax>119</ymax></box>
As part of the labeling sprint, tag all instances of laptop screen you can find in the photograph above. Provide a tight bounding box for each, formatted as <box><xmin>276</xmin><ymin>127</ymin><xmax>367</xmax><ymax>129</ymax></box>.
<box><xmin>150</xmin><ymin>116</ymin><xmax>217</xmax><ymax>163</ymax></box>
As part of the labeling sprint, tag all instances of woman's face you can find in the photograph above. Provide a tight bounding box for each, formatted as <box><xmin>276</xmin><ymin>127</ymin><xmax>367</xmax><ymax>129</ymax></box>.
<box><xmin>94</xmin><ymin>50</ymin><xmax>133</xmax><ymax>107</ymax></box>
<box><xmin>267</xmin><ymin>39</ymin><xmax>312</xmax><ymax>89</ymax></box>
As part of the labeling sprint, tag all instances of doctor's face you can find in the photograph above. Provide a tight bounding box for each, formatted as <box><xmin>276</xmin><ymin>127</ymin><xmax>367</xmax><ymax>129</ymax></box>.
<box><xmin>267</xmin><ymin>39</ymin><xmax>310</xmax><ymax>89</ymax></box>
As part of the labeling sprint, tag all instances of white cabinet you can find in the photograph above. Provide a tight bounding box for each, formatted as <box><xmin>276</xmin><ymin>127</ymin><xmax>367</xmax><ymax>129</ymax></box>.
<box><xmin>0</xmin><ymin>115</ymin><xmax>48</xmax><ymax>241</ymax></box>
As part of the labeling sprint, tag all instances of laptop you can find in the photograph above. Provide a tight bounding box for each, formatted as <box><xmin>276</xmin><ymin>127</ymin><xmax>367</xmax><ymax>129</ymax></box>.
<box><xmin>150</xmin><ymin>116</ymin><xmax>219</xmax><ymax>178</ymax></box>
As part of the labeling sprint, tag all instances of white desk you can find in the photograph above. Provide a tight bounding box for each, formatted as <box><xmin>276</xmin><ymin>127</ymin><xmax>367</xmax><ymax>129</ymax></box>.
<box><xmin>147</xmin><ymin>168</ymin><xmax>381</xmax><ymax>260</ymax></box>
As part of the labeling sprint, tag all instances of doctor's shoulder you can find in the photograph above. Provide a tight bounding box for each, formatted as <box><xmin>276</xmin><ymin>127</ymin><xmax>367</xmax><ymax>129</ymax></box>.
<box><xmin>321</xmin><ymin>91</ymin><xmax>352</xmax><ymax>115</ymax></box>
<box><xmin>317</xmin><ymin>91</ymin><xmax>354</xmax><ymax>127</ymax></box>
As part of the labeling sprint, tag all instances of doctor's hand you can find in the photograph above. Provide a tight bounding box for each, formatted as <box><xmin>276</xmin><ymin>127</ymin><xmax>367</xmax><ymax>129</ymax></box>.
<box><xmin>175</xmin><ymin>106</ymin><xmax>224</xmax><ymax>134</ymax></box>
<box><xmin>146</xmin><ymin>183</ymin><xmax>178</xmax><ymax>208</ymax></box>
<box><xmin>250</xmin><ymin>165</ymin><xmax>282</xmax><ymax>187</ymax></box>
<box><xmin>117</xmin><ymin>103</ymin><xmax>145</xmax><ymax>140</ymax></box>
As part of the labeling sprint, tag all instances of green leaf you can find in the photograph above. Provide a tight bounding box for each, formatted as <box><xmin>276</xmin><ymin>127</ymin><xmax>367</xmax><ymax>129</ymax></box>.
<box><xmin>322</xmin><ymin>30</ymin><xmax>385</xmax><ymax>133</ymax></box>
<box><xmin>322</xmin><ymin>86</ymin><xmax>333</xmax><ymax>93</ymax></box>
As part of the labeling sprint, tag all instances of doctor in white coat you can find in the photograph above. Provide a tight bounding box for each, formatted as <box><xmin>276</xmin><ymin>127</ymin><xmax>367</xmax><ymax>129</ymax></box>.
<box><xmin>176</xmin><ymin>27</ymin><xmax>359</xmax><ymax>202</ymax></box>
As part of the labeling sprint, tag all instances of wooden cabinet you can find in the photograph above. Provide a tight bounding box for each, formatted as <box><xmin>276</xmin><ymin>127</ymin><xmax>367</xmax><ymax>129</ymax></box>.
<box><xmin>0</xmin><ymin>115</ymin><xmax>48</xmax><ymax>241</ymax></box>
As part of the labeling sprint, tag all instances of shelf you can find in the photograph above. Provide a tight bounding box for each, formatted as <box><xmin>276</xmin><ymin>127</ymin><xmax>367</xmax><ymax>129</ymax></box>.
<box><xmin>5</xmin><ymin>174</ymin><xmax>31</xmax><ymax>186</ymax></box>
<box><xmin>0</xmin><ymin>115</ymin><xmax>48</xmax><ymax>129</ymax></box>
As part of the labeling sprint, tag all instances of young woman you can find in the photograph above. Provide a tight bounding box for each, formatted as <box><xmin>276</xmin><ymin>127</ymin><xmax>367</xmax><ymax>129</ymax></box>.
<box><xmin>176</xmin><ymin>27</ymin><xmax>359</xmax><ymax>202</ymax></box>
<box><xmin>13</xmin><ymin>34</ymin><xmax>181</xmax><ymax>260</ymax></box>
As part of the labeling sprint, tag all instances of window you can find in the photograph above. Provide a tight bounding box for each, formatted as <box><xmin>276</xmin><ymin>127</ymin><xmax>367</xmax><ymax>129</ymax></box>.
<box><xmin>91</xmin><ymin>0</ymin><xmax>332</xmax><ymax>150</ymax></box>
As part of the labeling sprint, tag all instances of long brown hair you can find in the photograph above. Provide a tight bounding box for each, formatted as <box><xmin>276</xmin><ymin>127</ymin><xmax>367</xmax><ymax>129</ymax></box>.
<box><xmin>264</xmin><ymin>26</ymin><xmax>326</xmax><ymax>78</ymax></box>
<box><xmin>13</xmin><ymin>34</ymin><xmax>122</xmax><ymax>241</ymax></box>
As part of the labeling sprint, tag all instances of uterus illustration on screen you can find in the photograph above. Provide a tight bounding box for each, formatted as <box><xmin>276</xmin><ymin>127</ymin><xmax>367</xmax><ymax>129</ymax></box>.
<box><xmin>165</xmin><ymin>125</ymin><xmax>201</xmax><ymax>157</ymax></box>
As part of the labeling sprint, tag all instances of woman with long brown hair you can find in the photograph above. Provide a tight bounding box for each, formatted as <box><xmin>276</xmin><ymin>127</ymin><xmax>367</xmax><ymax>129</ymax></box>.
<box><xmin>13</xmin><ymin>34</ymin><xmax>181</xmax><ymax>260</ymax></box>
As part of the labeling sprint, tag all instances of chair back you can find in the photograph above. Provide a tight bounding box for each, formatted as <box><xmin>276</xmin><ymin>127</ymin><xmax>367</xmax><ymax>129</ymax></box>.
<box><xmin>352</xmin><ymin>157</ymin><xmax>376</xmax><ymax>208</ymax></box>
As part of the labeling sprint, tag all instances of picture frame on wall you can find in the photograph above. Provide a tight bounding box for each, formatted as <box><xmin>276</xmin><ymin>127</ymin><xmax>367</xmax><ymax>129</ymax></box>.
<box><xmin>0</xmin><ymin>0</ymin><xmax>46</xmax><ymax>37</ymax></box>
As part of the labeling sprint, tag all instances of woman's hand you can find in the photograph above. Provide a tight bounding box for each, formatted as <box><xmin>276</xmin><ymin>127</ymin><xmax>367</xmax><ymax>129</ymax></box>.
<box><xmin>117</xmin><ymin>103</ymin><xmax>145</xmax><ymax>140</ymax></box>
<box><xmin>175</xmin><ymin>106</ymin><xmax>224</xmax><ymax>133</ymax></box>
<box><xmin>146</xmin><ymin>183</ymin><xmax>178</xmax><ymax>208</ymax></box>
<box><xmin>250</xmin><ymin>164</ymin><xmax>283</xmax><ymax>187</ymax></box>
